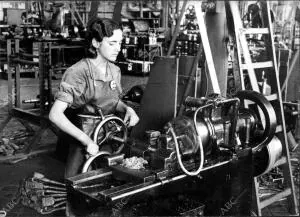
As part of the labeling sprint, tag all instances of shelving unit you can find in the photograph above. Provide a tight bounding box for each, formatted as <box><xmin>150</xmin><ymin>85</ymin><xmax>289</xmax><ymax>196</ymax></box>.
<box><xmin>46</xmin><ymin>39</ymin><xmax>85</xmax><ymax>79</ymax></box>
<box><xmin>117</xmin><ymin>2</ymin><xmax>165</xmax><ymax>76</ymax></box>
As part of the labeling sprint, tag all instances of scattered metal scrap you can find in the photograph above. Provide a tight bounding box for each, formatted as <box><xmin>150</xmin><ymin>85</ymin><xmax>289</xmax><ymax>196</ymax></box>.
<box><xmin>258</xmin><ymin>158</ymin><xmax>300</xmax><ymax>198</ymax></box>
<box><xmin>0</xmin><ymin>130</ymin><xmax>33</xmax><ymax>156</ymax></box>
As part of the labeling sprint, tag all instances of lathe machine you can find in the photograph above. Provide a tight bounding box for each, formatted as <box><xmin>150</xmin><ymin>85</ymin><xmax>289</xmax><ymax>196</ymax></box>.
<box><xmin>66</xmin><ymin>90</ymin><xmax>281</xmax><ymax>216</ymax></box>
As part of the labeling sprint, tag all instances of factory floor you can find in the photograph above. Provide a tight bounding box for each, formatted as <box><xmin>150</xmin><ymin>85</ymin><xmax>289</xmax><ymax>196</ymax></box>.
<box><xmin>0</xmin><ymin>75</ymin><xmax>299</xmax><ymax>217</ymax></box>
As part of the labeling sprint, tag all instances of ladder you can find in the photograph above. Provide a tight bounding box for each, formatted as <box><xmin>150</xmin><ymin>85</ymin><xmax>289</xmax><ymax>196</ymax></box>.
<box><xmin>227</xmin><ymin>1</ymin><xmax>299</xmax><ymax>216</ymax></box>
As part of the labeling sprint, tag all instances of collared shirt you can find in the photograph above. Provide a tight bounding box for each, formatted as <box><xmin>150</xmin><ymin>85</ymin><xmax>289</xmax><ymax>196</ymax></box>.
<box><xmin>55</xmin><ymin>58</ymin><xmax>122</xmax><ymax>115</ymax></box>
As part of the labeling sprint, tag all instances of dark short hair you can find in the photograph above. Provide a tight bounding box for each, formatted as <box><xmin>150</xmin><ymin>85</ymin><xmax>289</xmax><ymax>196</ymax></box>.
<box><xmin>86</xmin><ymin>18</ymin><xmax>122</xmax><ymax>58</ymax></box>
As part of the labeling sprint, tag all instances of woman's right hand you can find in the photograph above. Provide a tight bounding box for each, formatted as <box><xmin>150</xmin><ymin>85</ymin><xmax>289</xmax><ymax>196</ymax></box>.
<box><xmin>86</xmin><ymin>142</ymin><xmax>99</xmax><ymax>156</ymax></box>
<box><xmin>80</xmin><ymin>133</ymin><xmax>99</xmax><ymax>156</ymax></box>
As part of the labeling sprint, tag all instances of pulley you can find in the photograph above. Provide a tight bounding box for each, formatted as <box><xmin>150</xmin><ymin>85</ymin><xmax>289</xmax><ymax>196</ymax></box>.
<box><xmin>93</xmin><ymin>115</ymin><xmax>127</xmax><ymax>154</ymax></box>
<box><xmin>82</xmin><ymin>151</ymin><xmax>111</xmax><ymax>173</ymax></box>
<box><xmin>253</xmin><ymin>136</ymin><xmax>282</xmax><ymax>177</ymax></box>
<box><xmin>235</xmin><ymin>90</ymin><xmax>277</xmax><ymax>153</ymax></box>
<box><xmin>82</xmin><ymin>115</ymin><xmax>128</xmax><ymax>173</ymax></box>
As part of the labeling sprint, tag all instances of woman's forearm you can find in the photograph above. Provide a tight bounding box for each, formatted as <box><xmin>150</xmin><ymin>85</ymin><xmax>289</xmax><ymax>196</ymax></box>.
<box><xmin>52</xmin><ymin>113</ymin><xmax>90</xmax><ymax>145</ymax></box>
<box><xmin>49</xmin><ymin>101</ymin><xmax>91</xmax><ymax>146</ymax></box>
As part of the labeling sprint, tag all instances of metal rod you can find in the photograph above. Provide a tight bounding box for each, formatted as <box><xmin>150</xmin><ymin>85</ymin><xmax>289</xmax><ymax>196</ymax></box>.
<box><xmin>49</xmin><ymin>193</ymin><xmax>67</xmax><ymax>197</ymax></box>
<box><xmin>194</xmin><ymin>4</ymin><xmax>221</xmax><ymax>95</ymax></box>
<box><xmin>15</xmin><ymin>39</ymin><xmax>21</xmax><ymax>108</ymax></box>
<box><xmin>110</xmin><ymin>160</ymin><xmax>230</xmax><ymax>201</ymax></box>
<box><xmin>53</xmin><ymin>200</ymin><xmax>66</xmax><ymax>208</ymax></box>
<box><xmin>19</xmin><ymin>52</ymin><xmax>39</xmax><ymax>58</ymax></box>
<box><xmin>109</xmin><ymin>135</ymin><xmax>126</xmax><ymax>143</ymax></box>
<box><xmin>174</xmin><ymin>57</ymin><xmax>179</xmax><ymax>117</ymax></box>
<box><xmin>178</xmin><ymin>45</ymin><xmax>203</xmax><ymax>116</ymax></box>
<box><xmin>22</xmin><ymin>99</ymin><xmax>40</xmax><ymax>104</ymax></box>
<box><xmin>12</xmin><ymin>58</ymin><xmax>39</xmax><ymax>66</ymax></box>
<box><xmin>44</xmin><ymin>189</ymin><xmax>66</xmax><ymax>194</ymax></box>
<box><xmin>7</xmin><ymin>39</ymin><xmax>13</xmax><ymax>111</ymax></box>
<box><xmin>281</xmin><ymin>49</ymin><xmax>300</xmax><ymax>93</ymax></box>
<box><xmin>283</xmin><ymin>102</ymin><xmax>300</xmax><ymax>106</ymax></box>
<box><xmin>111</xmin><ymin>175</ymin><xmax>186</xmax><ymax>201</ymax></box>
<box><xmin>33</xmin><ymin>172</ymin><xmax>66</xmax><ymax>186</ymax></box>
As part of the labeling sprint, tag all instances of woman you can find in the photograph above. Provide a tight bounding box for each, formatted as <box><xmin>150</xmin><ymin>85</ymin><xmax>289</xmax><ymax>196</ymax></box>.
<box><xmin>49</xmin><ymin>18</ymin><xmax>139</xmax><ymax>179</ymax></box>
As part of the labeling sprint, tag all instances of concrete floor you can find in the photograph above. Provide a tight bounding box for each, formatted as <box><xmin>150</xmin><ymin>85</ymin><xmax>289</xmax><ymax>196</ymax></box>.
<box><xmin>0</xmin><ymin>74</ymin><xmax>299</xmax><ymax>216</ymax></box>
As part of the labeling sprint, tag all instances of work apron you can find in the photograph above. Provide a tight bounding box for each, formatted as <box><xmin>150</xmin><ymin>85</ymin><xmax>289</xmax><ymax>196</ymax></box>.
<box><xmin>64</xmin><ymin>59</ymin><xmax>122</xmax><ymax>178</ymax></box>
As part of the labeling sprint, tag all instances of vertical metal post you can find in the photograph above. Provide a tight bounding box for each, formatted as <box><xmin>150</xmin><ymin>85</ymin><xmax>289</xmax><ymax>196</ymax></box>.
<box><xmin>15</xmin><ymin>39</ymin><xmax>21</xmax><ymax>108</ymax></box>
<box><xmin>139</xmin><ymin>1</ymin><xmax>143</xmax><ymax>18</ymax></box>
<box><xmin>7</xmin><ymin>39</ymin><xmax>13</xmax><ymax>111</ymax></box>
<box><xmin>194</xmin><ymin>4</ymin><xmax>221</xmax><ymax>95</ymax></box>
<box><xmin>281</xmin><ymin>49</ymin><xmax>300</xmax><ymax>92</ymax></box>
<box><xmin>161</xmin><ymin>0</ymin><xmax>169</xmax><ymax>29</ymax></box>
<box><xmin>174</xmin><ymin>57</ymin><xmax>179</xmax><ymax>117</ymax></box>
<box><xmin>39</xmin><ymin>42</ymin><xmax>45</xmax><ymax>117</ymax></box>
<box><xmin>47</xmin><ymin>42</ymin><xmax>53</xmax><ymax>109</ymax></box>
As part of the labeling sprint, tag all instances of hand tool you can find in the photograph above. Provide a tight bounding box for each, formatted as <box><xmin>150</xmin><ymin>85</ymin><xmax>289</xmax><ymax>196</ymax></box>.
<box><xmin>25</xmin><ymin>180</ymin><xmax>66</xmax><ymax>191</ymax></box>
<box><xmin>33</xmin><ymin>172</ymin><xmax>66</xmax><ymax>187</ymax></box>
<box><xmin>40</xmin><ymin>206</ymin><xmax>66</xmax><ymax>215</ymax></box>
<box><xmin>42</xmin><ymin>196</ymin><xmax>66</xmax><ymax>207</ymax></box>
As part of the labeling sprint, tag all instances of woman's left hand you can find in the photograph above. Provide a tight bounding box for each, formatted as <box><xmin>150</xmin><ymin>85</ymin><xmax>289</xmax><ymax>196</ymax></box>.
<box><xmin>124</xmin><ymin>106</ymin><xmax>140</xmax><ymax>127</ymax></box>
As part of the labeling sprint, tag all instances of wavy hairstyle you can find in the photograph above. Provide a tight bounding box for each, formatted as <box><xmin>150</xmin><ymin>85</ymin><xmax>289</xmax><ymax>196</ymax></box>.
<box><xmin>85</xmin><ymin>18</ymin><xmax>122</xmax><ymax>58</ymax></box>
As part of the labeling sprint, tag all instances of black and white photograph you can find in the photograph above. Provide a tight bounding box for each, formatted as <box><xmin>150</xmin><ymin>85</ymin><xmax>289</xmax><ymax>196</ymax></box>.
<box><xmin>0</xmin><ymin>1</ymin><xmax>299</xmax><ymax>216</ymax></box>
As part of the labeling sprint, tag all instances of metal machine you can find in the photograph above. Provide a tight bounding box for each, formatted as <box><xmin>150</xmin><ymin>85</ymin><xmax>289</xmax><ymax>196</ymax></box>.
<box><xmin>66</xmin><ymin>90</ymin><xmax>281</xmax><ymax>216</ymax></box>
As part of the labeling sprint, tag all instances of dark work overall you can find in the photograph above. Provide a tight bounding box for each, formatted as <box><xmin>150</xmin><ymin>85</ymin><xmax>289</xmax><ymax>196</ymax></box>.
<box><xmin>62</xmin><ymin>59</ymin><xmax>121</xmax><ymax>179</ymax></box>
<box><xmin>62</xmin><ymin>59</ymin><xmax>122</xmax><ymax>216</ymax></box>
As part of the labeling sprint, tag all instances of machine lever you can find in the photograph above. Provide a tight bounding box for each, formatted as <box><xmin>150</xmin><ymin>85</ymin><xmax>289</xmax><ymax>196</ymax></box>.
<box><xmin>109</xmin><ymin>135</ymin><xmax>126</xmax><ymax>143</ymax></box>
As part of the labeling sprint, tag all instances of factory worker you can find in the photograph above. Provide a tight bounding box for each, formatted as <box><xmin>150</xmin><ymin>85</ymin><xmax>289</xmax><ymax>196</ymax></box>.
<box><xmin>49</xmin><ymin>18</ymin><xmax>139</xmax><ymax>216</ymax></box>
<box><xmin>49</xmin><ymin>18</ymin><xmax>139</xmax><ymax>178</ymax></box>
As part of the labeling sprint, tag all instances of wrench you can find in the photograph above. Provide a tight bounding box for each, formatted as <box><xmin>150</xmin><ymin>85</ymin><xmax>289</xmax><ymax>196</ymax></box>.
<box><xmin>40</xmin><ymin>201</ymin><xmax>66</xmax><ymax>211</ymax></box>
<box><xmin>33</xmin><ymin>173</ymin><xmax>65</xmax><ymax>187</ymax></box>
<box><xmin>48</xmin><ymin>193</ymin><xmax>67</xmax><ymax>198</ymax></box>
<box><xmin>40</xmin><ymin>206</ymin><xmax>66</xmax><ymax>215</ymax></box>
<box><xmin>53</xmin><ymin>200</ymin><xmax>67</xmax><ymax>208</ymax></box>
<box><xmin>25</xmin><ymin>180</ymin><xmax>66</xmax><ymax>191</ymax></box>
<box><xmin>22</xmin><ymin>189</ymin><xmax>67</xmax><ymax>198</ymax></box>
<box><xmin>42</xmin><ymin>197</ymin><xmax>66</xmax><ymax>207</ymax></box>
<box><xmin>44</xmin><ymin>189</ymin><xmax>67</xmax><ymax>194</ymax></box>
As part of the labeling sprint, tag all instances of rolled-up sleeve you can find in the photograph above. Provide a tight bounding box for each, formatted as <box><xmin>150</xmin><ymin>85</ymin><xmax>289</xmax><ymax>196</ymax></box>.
<box><xmin>55</xmin><ymin>66</ymin><xmax>87</xmax><ymax>108</ymax></box>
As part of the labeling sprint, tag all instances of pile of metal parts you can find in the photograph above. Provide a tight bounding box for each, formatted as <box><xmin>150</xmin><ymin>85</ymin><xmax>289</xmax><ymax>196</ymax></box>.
<box><xmin>292</xmin><ymin>159</ymin><xmax>300</xmax><ymax>187</ymax></box>
<box><xmin>66</xmin><ymin>90</ymin><xmax>282</xmax><ymax>216</ymax></box>
<box><xmin>258</xmin><ymin>158</ymin><xmax>300</xmax><ymax>200</ymax></box>
<box><xmin>20</xmin><ymin>172</ymin><xmax>66</xmax><ymax>215</ymax></box>
<box><xmin>0</xmin><ymin>130</ymin><xmax>33</xmax><ymax>156</ymax></box>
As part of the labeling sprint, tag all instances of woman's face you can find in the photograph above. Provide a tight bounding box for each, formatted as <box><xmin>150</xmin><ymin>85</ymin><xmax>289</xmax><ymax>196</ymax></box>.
<box><xmin>98</xmin><ymin>29</ymin><xmax>122</xmax><ymax>62</ymax></box>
